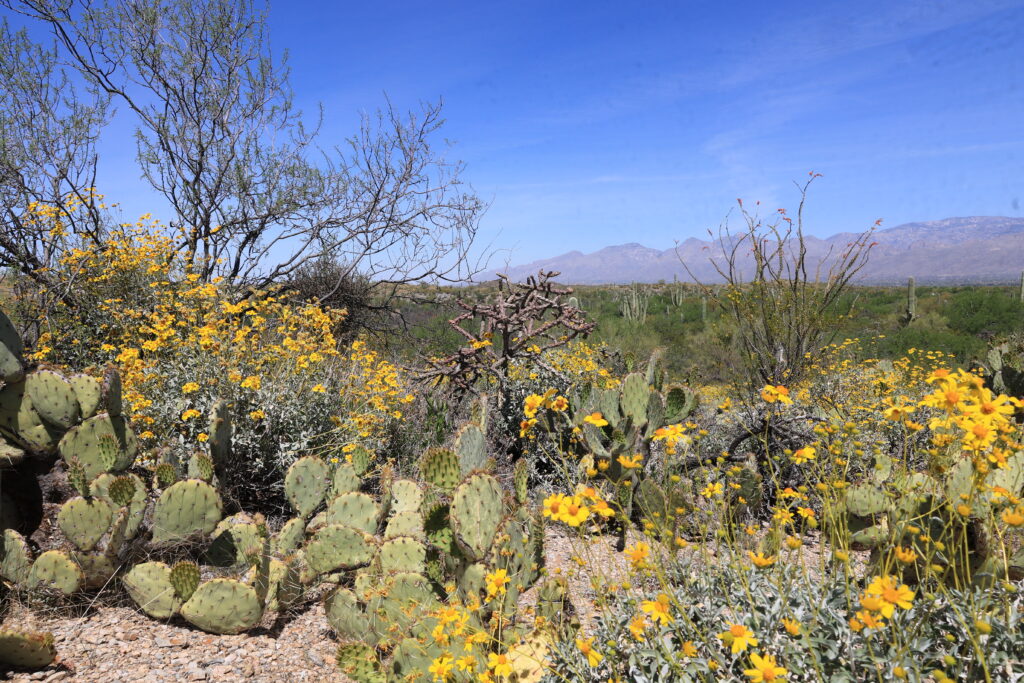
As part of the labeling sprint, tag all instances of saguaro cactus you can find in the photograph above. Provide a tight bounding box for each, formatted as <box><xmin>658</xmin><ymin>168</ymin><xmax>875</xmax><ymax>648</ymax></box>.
<box><xmin>902</xmin><ymin>276</ymin><xmax>917</xmax><ymax>325</ymax></box>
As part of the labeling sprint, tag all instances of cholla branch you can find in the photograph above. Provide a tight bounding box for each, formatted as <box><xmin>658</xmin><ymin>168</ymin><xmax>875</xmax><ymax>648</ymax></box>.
<box><xmin>413</xmin><ymin>270</ymin><xmax>595</xmax><ymax>397</ymax></box>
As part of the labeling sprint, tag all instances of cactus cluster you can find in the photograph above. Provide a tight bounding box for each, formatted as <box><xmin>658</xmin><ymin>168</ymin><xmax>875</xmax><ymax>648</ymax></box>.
<box><xmin>619</xmin><ymin>282</ymin><xmax>650</xmax><ymax>325</ymax></box>
<box><xmin>537</xmin><ymin>361</ymin><xmax>699</xmax><ymax>543</ymax></box>
<box><xmin>828</xmin><ymin>452</ymin><xmax>1024</xmax><ymax>585</ymax></box>
<box><xmin>0</xmin><ymin>309</ymin><xmax>560</xmax><ymax>677</ymax></box>
<box><xmin>311</xmin><ymin>432</ymin><xmax>545</xmax><ymax>680</ymax></box>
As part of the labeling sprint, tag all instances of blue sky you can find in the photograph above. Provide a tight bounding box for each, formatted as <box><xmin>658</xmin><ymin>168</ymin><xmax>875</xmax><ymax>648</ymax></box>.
<box><xmin>68</xmin><ymin>0</ymin><xmax>1024</xmax><ymax>265</ymax></box>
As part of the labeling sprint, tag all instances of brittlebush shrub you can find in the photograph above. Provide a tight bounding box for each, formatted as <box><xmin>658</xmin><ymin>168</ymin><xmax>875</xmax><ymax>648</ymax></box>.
<box><xmin>524</xmin><ymin>340</ymin><xmax>1024</xmax><ymax>682</ymax></box>
<box><xmin>28</xmin><ymin>210</ymin><xmax>412</xmax><ymax>507</ymax></box>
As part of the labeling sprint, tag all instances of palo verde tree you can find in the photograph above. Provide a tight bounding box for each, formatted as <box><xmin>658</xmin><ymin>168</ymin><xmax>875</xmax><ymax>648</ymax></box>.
<box><xmin>1</xmin><ymin>0</ymin><xmax>485</xmax><ymax>318</ymax></box>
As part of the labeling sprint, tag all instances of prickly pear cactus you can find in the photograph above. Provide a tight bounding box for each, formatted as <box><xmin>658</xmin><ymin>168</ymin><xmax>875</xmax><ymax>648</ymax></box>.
<box><xmin>92</xmin><ymin>472</ymin><xmax>146</xmax><ymax>537</ymax></box>
<box><xmin>330</xmin><ymin>462</ymin><xmax>361</xmax><ymax>496</ymax></box>
<box><xmin>123</xmin><ymin>561</ymin><xmax>182</xmax><ymax>619</ymax></box>
<box><xmin>187</xmin><ymin>452</ymin><xmax>215</xmax><ymax>483</ymax></box>
<box><xmin>208</xmin><ymin>400</ymin><xmax>231</xmax><ymax>478</ymax></box>
<box><xmin>385</xmin><ymin>511</ymin><xmax>424</xmax><ymax>540</ymax></box>
<box><xmin>455</xmin><ymin>424</ymin><xmax>488</xmax><ymax>474</ymax></box>
<box><xmin>664</xmin><ymin>383</ymin><xmax>698</xmax><ymax>424</ymax></box>
<box><xmin>348</xmin><ymin>445</ymin><xmax>372</xmax><ymax>476</ymax></box>
<box><xmin>205</xmin><ymin>514</ymin><xmax>266</xmax><ymax>567</ymax></box>
<box><xmin>151</xmin><ymin>479</ymin><xmax>224</xmax><ymax>544</ymax></box>
<box><xmin>26</xmin><ymin>550</ymin><xmax>83</xmax><ymax>595</ymax></box>
<box><xmin>154</xmin><ymin>462</ymin><xmax>177</xmax><ymax>488</ymax></box>
<box><xmin>0</xmin><ymin>629</ymin><xmax>57</xmax><ymax>669</ymax></box>
<box><xmin>273</xmin><ymin>517</ymin><xmax>306</xmax><ymax>555</ymax></box>
<box><xmin>0</xmin><ymin>308</ymin><xmax>24</xmax><ymax>383</ymax></box>
<box><xmin>57</xmin><ymin>497</ymin><xmax>113</xmax><ymax>552</ymax></box>
<box><xmin>58</xmin><ymin>413</ymin><xmax>138</xmax><ymax>479</ymax></box>
<box><xmin>326</xmin><ymin>588</ymin><xmax>372</xmax><ymax>641</ymax></box>
<box><xmin>1</xmin><ymin>529</ymin><xmax>32</xmax><ymax>584</ymax></box>
<box><xmin>100</xmin><ymin>365</ymin><xmax>123</xmax><ymax>417</ymax></box>
<box><xmin>378</xmin><ymin>536</ymin><xmax>427</xmax><ymax>574</ymax></box>
<box><xmin>285</xmin><ymin>456</ymin><xmax>332</xmax><ymax>518</ymax></box>
<box><xmin>513</xmin><ymin>458</ymin><xmax>529</xmax><ymax>504</ymax></box>
<box><xmin>106</xmin><ymin>475</ymin><xmax>138</xmax><ymax>508</ymax></box>
<box><xmin>69</xmin><ymin>373</ymin><xmax>102</xmax><ymax>419</ymax></box>
<box><xmin>169</xmin><ymin>561</ymin><xmax>201</xmax><ymax>601</ymax></box>
<box><xmin>180</xmin><ymin>578</ymin><xmax>263</xmax><ymax>635</ymax></box>
<box><xmin>26</xmin><ymin>369</ymin><xmax>81</xmax><ymax>430</ymax></box>
<box><xmin>336</xmin><ymin>641</ymin><xmax>387</xmax><ymax>683</ymax></box>
<box><xmin>305</xmin><ymin>524</ymin><xmax>376</xmax><ymax>574</ymax></box>
<box><xmin>619</xmin><ymin>372</ymin><xmax>650</xmax><ymax>424</ymax></box>
<box><xmin>387</xmin><ymin>479</ymin><xmax>423</xmax><ymax>515</ymax></box>
<box><xmin>419</xmin><ymin>448</ymin><xmax>460</xmax><ymax>491</ymax></box>
<box><xmin>325</xmin><ymin>492</ymin><xmax>380</xmax><ymax>534</ymax></box>
<box><xmin>450</xmin><ymin>473</ymin><xmax>504</xmax><ymax>560</ymax></box>
<box><xmin>66</xmin><ymin>457</ymin><xmax>90</xmax><ymax>497</ymax></box>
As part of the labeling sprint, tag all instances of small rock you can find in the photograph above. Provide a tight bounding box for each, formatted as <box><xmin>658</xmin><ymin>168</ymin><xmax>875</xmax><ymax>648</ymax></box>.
<box><xmin>155</xmin><ymin>636</ymin><xmax>174</xmax><ymax>648</ymax></box>
<box><xmin>43</xmin><ymin>673</ymin><xmax>69</xmax><ymax>682</ymax></box>
<box><xmin>306</xmin><ymin>651</ymin><xmax>325</xmax><ymax>667</ymax></box>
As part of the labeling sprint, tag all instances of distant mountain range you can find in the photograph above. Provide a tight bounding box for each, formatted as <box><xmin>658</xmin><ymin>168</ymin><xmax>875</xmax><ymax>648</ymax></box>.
<box><xmin>486</xmin><ymin>216</ymin><xmax>1024</xmax><ymax>285</ymax></box>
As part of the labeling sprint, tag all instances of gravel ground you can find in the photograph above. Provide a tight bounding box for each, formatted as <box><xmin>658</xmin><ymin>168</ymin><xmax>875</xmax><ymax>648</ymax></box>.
<box><xmin>3</xmin><ymin>599</ymin><xmax>347</xmax><ymax>682</ymax></box>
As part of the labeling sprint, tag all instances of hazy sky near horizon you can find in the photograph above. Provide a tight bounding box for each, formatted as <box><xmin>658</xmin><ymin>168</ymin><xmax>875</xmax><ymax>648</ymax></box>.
<box><xmin>52</xmin><ymin>0</ymin><xmax>1024</xmax><ymax>266</ymax></box>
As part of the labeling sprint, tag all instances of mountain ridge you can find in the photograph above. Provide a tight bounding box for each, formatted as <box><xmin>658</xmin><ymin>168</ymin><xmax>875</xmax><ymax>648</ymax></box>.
<box><xmin>486</xmin><ymin>216</ymin><xmax>1024</xmax><ymax>285</ymax></box>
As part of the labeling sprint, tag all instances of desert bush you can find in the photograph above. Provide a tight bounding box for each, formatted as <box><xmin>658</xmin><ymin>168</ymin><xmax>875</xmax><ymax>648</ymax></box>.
<box><xmin>690</xmin><ymin>176</ymin><xmax>875</xmax><ymax>390</ymax></box>
<box><xmin>530</xmin><ymin>341</ymin><xmax>1024</xmax><ymax>681</ymax></box>
<box><xmin>545</xmin><ymin>562</ymin><xmax>1024</xmax><ymax>681</ymax></box>
<box><xmin>23</xmin><ymin>207</ymin><xmax>412</xmax><ymax>508</ymax></box>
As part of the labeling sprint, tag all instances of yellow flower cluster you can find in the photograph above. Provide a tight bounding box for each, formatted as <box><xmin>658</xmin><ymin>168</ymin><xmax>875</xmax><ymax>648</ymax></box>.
<box><xmin>849</xmin><ymin>575</ymin><xmax>915</xmax><ymax>631</ymax></box>
<box><xmin>919</xmin><ymin>368</ymin><xmax>1022</xmax><ymax>469</ymax></box>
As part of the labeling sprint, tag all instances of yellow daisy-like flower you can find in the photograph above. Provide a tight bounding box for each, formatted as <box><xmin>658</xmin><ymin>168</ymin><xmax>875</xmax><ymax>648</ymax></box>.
<box><xmin>616</xmin><ymin>454</ymin><xmax>643</xmax><ymax>469</ymax></box>
<box><xmin>624</xmin><ymin>542</ymin><xmax>650</xmax><ymax>569</ymax></box>
<box><xmin>484</xmin><ymin>569</ymin><xmax>510</xmax><ymax>599</ymax></box>
<box><xmin>240</xmin><ymin>375</ymin><xmax>261</xmax><ymax>391</ymax></box>
<box><xmin>744</xmin><ymin>653</ymin><xmax>787</xmax><ymax>682</ymax></box>
<box><xmin>792</xmin><ymin>446</ymin><xmax>815</xmax><ymax>464</ymax></box>
<box><xmin>864</xmin><ymin>575</ymin><xmax>915</xmax><ymax>618</ymax></box>
<box><xmin>893</xmin><ymin>546</ymin><xmax>918</xmax><ymax>563</ymax></box>
<box><xmin>576</xmin><ymin>637</ymin><xmax>603</xmax><ymax>667</ymax></box>
<box><xmin>747</xmin><ymin>552</ymin><xmax>777</xmax><ymax>568</ymax></box>
<box><xmin>719</xmin><ymin>623</ymin><xmax>759</xmax><ymax>653</ymax></box>
<box><xmin>1002</xmin><ymin>507</ymin><xmax>1024</xmax><ymax>527</ymax></box>
<box><xmin>248</xmin><ymin>409</ymin><xmax>266</xmax><ymax>421</ymax></box>
<box><xmin>628</xmin><ymin>615</ymin><xmax>648</xmax><ymax>640</ymax></box>
<box><xmin>487</xmin><ymin>652</ymin><xmax>513</xmax><ymax>677</ymax></box>
<box><xmin>550</xmin><ymin>395</ymin><xmax>569</xmax><ymax>411</ymax></box>
<box><xmin>640</xmin><ymin>593</ymin><xmax>674</xmax><ymax>626</ymax></box>
<box><xmin>583</xmin><ymin>412</ymin><xmax>609</xmax><ymax>427</ymax></box>
<box><xmin>181</xmin><ymin>382</ymin><xmax>200</xmax><ymax>394</ymax></box>
<box><xmin>559</xmin><ymin>497</ymin><xmax>591</xmax><ymax>527</ymax></box>
<box><xmin>428</xmin><ymin>654</ymin><xmax>454</xmax><ymax>681</ymax></box>
<box><xmin>181</xmin><ymin>408</ymin><xmax>201</xmax><ymax>421</ymax></box>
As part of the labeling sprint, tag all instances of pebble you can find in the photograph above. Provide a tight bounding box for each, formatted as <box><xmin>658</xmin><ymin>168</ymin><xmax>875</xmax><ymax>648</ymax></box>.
<box><xmin>2</xmin><ymin>600</ymin><xmax>348</xmax><ymax>682</ymax></box>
